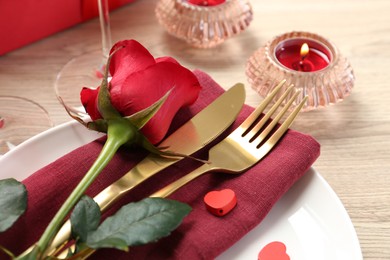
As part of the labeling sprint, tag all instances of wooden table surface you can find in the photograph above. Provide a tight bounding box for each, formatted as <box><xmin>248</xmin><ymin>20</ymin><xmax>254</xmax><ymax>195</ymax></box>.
<box><xmin>1</xmin><ymin>0</ymin><xmax>389</xmax><ymax>258</ymax></box>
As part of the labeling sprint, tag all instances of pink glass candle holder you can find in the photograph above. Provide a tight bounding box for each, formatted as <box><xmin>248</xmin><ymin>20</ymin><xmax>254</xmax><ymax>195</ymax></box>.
<box><xmin>155</xmin><ymin>0</ymin><xmax>253</xmax><ymax>48</ymax></box>
<box><xmin>246</xmin><ymin>31</ymin><xmax>355</xmax><ymax>111</ymax></box>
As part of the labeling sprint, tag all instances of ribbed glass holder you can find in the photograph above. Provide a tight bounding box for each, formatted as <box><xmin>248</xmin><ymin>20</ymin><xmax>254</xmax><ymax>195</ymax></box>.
<box><xmin>155</xmin><ymin>0</ymin><xmax>253</xmax><ymax>48</ymax></box>
<box><xmin>246</xmin><ymin>31</ymin><xmax>355</xmax><ymax>111</ymax></box>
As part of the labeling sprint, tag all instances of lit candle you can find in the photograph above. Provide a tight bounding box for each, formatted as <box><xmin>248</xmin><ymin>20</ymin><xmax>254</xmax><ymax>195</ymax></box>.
<box><xmin>188</xmin><ymin>0</ymin><xmax>226</xmax><ymax>6</ymax></box>
<box><xmin>275</xmin><ymin>38</ymin><xmax>331</xmax><ymax>72</ymax></box>
<box><xmin>246</xmin><ymin>31</ymin><xmax>355</xmax><ymax>111</ymax></box>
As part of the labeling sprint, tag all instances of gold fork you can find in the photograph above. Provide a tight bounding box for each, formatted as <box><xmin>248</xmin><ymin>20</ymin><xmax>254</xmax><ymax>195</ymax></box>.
<box><xmin>150</xmin><ymin>84</ymin><xmax>307</xmax><ymax>198</ymax></box>
<box><xmin>71</xmin><ymin>82</ymin><xmax>307</xmax><ymax>259</ymax></box>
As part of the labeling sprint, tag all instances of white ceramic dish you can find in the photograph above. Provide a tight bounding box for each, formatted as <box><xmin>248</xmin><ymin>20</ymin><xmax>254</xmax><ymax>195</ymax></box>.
<box><xmin>0</xmin><ymin>121</ymin><xmax>362</xmax><ymax>259</ymax></box>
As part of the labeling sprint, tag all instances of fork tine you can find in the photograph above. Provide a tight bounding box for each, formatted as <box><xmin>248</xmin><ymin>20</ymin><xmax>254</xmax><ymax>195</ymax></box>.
<box><xmin>255</xmin><ymin>96</ymin><xmax>308</xmax><ymax>158</ymax></box>
<box><xmin>252</xmin><ymin>90</ymin><xmax>301</xmax><ymax>146</ymax></box>
<box><xmin>238</xmin><ymin>80</ymin><xmax>286</xmax><ymax>133</ymax></box>
<box><xmin>244</xmin><ymin>84</ymin><xmax>295</xmax><ymax>141</ymax></box>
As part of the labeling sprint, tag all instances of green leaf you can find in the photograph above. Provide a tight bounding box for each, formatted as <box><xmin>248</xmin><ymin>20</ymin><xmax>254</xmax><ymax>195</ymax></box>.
<box><xmin>125</xmin><ymin>88</ymin><xmax>172</xmax><ymax>130</ymax></box>
<box><xmin>70</xmin><ymin>195</ymin><xmax>101</xmax><ymax>242</ymax></box>
<box><xmin>86</xmin><ymin>198</ymin><xmax>191</xmax><ymax>250</ymax></box>
<box><xmin>0</xmin><ymin>178</ymin><xmax>27</xmax><ymax>232</ymax></box>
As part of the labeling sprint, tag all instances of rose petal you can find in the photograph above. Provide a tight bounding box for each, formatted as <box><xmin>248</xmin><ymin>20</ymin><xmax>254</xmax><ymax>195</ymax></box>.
<box><xmin>155</xmin><ymin>56</ymin><xmax>179</xmax><ymax>65</ymax></box>
<box><xmin>110</xmin><ymin>62</ymin><xmax>201</xmax><ymax>144</ymax></box>
<box><xmin>80</xmin><ymin>87</ymin><xmax>100</xmax><ymax>120</ymax></box>
<box><xmin>109</xmin><ymin>40</ymin><xmax>156</xmax><ymax>89</ymax></box>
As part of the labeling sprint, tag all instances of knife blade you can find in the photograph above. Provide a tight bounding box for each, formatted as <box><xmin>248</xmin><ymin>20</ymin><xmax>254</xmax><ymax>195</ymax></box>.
<box><xmin>48</xmin><ymin>83</ymin><xmax>246</xmax><ymax>254</ymax></box>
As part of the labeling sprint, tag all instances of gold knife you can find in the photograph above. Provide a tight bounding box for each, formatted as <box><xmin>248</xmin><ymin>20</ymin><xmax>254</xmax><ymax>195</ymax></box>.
<box><xmin>46</xmin><ymin>83</ymin><xmax>246</xmax><ymax>255</ymax></box>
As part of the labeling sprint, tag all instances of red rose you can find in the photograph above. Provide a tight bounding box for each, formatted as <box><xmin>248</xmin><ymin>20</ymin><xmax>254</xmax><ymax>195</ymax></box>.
<box><xmin>81</xmin><ymin>40</ymin><xmax>201</xmax><ymax>144</ymax></box>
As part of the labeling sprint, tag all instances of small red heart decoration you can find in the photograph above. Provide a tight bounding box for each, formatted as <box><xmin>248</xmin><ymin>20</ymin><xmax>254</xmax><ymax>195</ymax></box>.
<box><xmin>203</xmin><ymin>189</ymin><xmax>237</xmax><ymax>216</ymax></box>
<box><xmin>258</xmin><ymin>241</ymin><xmax>290</xmax><ymax>260</ymax></box>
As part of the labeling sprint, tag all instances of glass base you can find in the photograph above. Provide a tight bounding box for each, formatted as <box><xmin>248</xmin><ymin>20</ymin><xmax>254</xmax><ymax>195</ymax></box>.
<box><xmin>54</xmin><ymin>50</ymin><xmax>106</xmax><ymax>116</ymax></box>
<box><xmin>155</xmin><ymin>0</ymin><xmax>253</xmax><ymax>48</ymax></box>
<box><xmin>0</xmin><ymin>96</ymin><xmax>53</xmax><ymax>154</ymax></box>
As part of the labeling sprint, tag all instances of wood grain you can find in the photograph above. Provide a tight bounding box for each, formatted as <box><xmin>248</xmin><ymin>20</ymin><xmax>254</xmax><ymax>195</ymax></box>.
<box><xmin>1</xmin><ymin>0</ymin><xmax>389</xmax><ymax>258</ymax></box>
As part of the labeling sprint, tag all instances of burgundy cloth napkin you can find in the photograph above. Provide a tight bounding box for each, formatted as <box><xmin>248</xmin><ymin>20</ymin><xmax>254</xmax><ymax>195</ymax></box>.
<box><xmin>0</xmin><ymin>70</ymin><xmax>320</xmax><ymax>259</ymax></box>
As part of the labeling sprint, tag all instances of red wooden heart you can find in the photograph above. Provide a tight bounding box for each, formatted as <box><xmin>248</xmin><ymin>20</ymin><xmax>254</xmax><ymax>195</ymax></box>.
<box><xmin>203</xmin><ymin>188</ymin><xmax>237</xmax><ymax>216</ymax></box>
<box><xmin>258</xmin><ymin>241</ymin><xmax>290</xmax><ymax>260</ymax></box>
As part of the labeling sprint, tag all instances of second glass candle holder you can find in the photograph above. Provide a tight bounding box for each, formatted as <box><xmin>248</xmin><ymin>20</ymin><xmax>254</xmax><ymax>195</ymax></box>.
<box><xmin>155</xmin><ymin>0</ymin><xmax>253</xmax><ymax>48</ymax></box>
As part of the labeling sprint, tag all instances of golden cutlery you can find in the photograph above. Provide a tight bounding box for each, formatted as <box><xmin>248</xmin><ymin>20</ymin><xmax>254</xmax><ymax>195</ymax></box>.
<box><xmin>151</xmin><ymin>82</ymin><xmax>307</xmax><ymax>198</ymax></box>
<box><xmin>70</xmin><ymin>80</ymin><xmax>307</xmax><ymax>259</ymax></box>
<box><xmin>35</xmin><ymin>83</ymin><xmax>246</xmax><ymax>256</ymax></box>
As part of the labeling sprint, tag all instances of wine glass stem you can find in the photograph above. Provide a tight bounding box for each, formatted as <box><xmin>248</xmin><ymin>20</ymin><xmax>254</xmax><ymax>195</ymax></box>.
<box><xmin>98</xmin><ymin>0</ymin><xmax>112</xmax><ymax>61</ymax></box>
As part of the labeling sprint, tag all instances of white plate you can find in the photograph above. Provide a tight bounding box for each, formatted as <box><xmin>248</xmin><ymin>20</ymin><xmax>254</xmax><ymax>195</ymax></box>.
<box><xmin>0</xmin><ymin>121</ymin><xmax>362</xmax><ymax>259</ymax></box>
<box><xmin>218</xmin><ymin>169</ymin><xmax>362</xmax><ymax>260</ymax></box>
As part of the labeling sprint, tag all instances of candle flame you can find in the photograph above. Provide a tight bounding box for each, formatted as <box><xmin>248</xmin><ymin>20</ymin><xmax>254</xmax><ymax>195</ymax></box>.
<box><xmin>300</xmin><ymin>43</ymin><xmax>309</xmax><ymax>58</ymax></box>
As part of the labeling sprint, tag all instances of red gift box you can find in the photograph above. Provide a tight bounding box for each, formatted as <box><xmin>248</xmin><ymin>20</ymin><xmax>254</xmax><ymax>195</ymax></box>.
<box><xmin>0</xmin><ymin>0</ymin><xmax>135</xmax><ymax>55</ymax></box>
